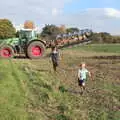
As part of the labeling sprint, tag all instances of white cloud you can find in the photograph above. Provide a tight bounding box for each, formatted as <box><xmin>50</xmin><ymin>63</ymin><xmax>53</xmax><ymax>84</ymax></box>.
<box><xmin>0</xmin><ymin>0</ymin><xmax>120</xmax><ymax>34</ymax></box>
<box><xmin>105</xmin><ymin>8</ymin><xmax>120</xmax><ymax>18</ymax></box>
<box><xmin>0</xmin><ymin>0</ymin><xmax>73</xmax><ymax>23</ymax></box>
<box><xmin>52</xmin><ymin>8</ymin><xmax>62</xmax><ymax>16</ymax></box>
<box><xmin>59</xmin><ymin>8</ymin><xmax>120</xmax><ymax>34</ymax></box>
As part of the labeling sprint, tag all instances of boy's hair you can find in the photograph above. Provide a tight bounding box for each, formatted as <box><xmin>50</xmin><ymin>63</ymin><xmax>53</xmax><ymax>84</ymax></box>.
<box><xmin>79</xmin><ymin>62</ymin><xmax>86</xmax><ymax>67</ymax></box>
<box><xmin>51</xmin><ymin>45</ymin><xmax>57</xmax><ymax>51</ymax></box>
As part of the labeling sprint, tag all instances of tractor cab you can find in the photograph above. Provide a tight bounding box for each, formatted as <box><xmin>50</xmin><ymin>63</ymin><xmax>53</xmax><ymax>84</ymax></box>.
<box><xmin>19</xmin><ymin>29</ymin><xmax>37</xmax><ymax>40</ymax></box>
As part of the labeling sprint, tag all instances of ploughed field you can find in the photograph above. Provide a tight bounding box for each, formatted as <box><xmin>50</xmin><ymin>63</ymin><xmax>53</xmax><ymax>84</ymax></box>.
<box><xmin>0</xmin><ymin>44</ymin><xmax>120</xmax><ymax>120</ymax></box>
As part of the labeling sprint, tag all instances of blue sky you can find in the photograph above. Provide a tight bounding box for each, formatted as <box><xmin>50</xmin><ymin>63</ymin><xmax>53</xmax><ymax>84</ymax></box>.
<box><xmin>0</xmin><ymin>0</ymin><xmax>120</xmax><ymax>34</ymax></box>
<box><xmin>64</xmin><ymin>0</ymin><xmax>120</xmax><ymax>13</ymax></box>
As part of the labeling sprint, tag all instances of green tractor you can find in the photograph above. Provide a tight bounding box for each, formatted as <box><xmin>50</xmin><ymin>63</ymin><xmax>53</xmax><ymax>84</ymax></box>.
<box><xmin>0</xmin><ymin>29</ymin><xmax>46</xmax><ymax>59</ymax></box>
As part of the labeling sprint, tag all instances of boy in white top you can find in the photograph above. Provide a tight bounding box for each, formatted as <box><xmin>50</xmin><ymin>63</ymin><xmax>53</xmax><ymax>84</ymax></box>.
<box><xmin>78</xmin><ymin>62</ymin><xmax>92</xmax><ymax>94</ymax></box>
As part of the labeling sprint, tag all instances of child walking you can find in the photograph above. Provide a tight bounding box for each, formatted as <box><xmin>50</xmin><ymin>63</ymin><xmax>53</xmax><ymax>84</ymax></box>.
<box><xmin>78</xmin><ymin>62</ymin><xmax>92</xmax><ymax>94</ymax></box>
<box><xmin>50</xmin><ymin>46</ymin><xmax>60</xmax><ymax>71</ymax></box>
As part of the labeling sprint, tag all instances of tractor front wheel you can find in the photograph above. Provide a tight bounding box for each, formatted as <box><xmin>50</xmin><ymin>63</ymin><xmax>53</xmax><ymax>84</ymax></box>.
<box><xmin>0</xmin><ymin>45</ymin><xmax>14</xmax><ymax>58</ymax></box>
<box><xmin>26</xmin><ymin>41</ymin><xmax>45</xmax><ymax>59</ymax></box>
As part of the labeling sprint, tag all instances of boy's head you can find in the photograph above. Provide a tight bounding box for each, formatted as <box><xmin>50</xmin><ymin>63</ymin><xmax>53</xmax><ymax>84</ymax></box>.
<box><xmin>80</xmin><ymin>62</ymin><xmax>86</xmax><ymax>69</ymax></box>
<box><xmin>51</xmin><ymin>45</ymin><xmax>57</xmax><ymax>51</ymax></box>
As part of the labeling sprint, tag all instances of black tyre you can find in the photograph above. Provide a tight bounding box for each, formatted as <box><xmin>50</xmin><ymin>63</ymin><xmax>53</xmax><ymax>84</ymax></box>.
<box><xmin>0</xmin><ymin>45</ymin><xmax>14</xmax><ymax>58</ymax></box>
<box><xmin>26</xmin><ymin>41</ymin><xmax>45</xmax><ymax>59</ymax></box>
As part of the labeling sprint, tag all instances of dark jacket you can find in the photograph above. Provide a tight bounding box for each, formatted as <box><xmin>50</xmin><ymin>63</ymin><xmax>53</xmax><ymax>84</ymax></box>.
<box><xmin>51</xmin><ymin>51</ymin><xmax>59</xmax><ymax>63</ymax></box>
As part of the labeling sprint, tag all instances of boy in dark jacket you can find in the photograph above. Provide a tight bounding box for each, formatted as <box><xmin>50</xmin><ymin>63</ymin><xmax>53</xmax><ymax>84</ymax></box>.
<box><xmin>50</xmin><ymin>46</ymin><xmax>60</xmax><ymax>71</ymax></box>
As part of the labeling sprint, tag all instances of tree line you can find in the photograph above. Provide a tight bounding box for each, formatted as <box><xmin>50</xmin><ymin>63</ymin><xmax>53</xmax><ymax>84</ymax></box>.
<box><xmin>0</xmin><ymin>19</ymin><xmax>120</xmax><ymax>43</ymax></box>
<box><xmin>90</xmin><ymin>32</ymin><xmax>120</xmax><ymax>43</ymax></box>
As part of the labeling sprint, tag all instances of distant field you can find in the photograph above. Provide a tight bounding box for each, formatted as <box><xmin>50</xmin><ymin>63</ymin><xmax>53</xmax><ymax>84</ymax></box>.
<box><xmin>0</xmin><ymin>44</ymin><xmax>120</xmax><ymax>120</ymax></box>
<box><xmin>64</xmin><ymin>44</ymin><xmax>120</xmax><ymax>53</ymax></box>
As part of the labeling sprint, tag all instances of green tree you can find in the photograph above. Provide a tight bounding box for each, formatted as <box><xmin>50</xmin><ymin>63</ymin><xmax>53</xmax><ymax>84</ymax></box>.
<box><xmin>0</xmin><ymin>19</ymin><xmax>16</xmax><ymax>39</ymax></box>
<box><xmin>90</xmin><ymin>32</ymin><xmax>120</xmax><ymax>43</ymax></box>
<box><xmin>99</xmin><ymin>32</ymin><xmax>111</xmax><ymax>43</ymax></box>
<box><xmin>111</xmin><ymin>36</ymin><xmax>120</xmax><ymax>43</ymax></box>
<box><xmin>59</xmin><ymin>25</ymin><xmax>66</xmax><ymax>33</ymax></box>
<box><xmin>41</xmin><ymin>24</ymin><xmax>63</xmax><ymax>41</ymax></box>
<box><xmin>66</xmin><ymin>27</ymin><xmax>79</xmax><ymax>33</ymax></box>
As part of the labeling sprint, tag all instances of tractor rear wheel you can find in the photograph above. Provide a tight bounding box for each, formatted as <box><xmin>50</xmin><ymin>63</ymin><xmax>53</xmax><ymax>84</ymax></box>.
<box><xmin>26</xmin><ymin>41</ymin><xmax>45</xmax><ymax>59</ymax></box>
<box><xmin>0</xmin><ymin>45</ymin><xmax>14</xmax><ymax>58</ymax></box>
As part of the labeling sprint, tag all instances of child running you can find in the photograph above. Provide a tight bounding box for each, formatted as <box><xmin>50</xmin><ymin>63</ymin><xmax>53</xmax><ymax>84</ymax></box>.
<box><xmin>78</xmin><ymin>62</ymin><xmax>92</xmax><ymax>94</ymax></box>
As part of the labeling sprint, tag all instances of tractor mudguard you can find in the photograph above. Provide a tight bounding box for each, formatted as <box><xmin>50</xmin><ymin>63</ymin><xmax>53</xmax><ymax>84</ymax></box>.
<box><xmin>27</xmin><ymin>39</ymin><xmax>46</xmax><ymax>47</ymax></box>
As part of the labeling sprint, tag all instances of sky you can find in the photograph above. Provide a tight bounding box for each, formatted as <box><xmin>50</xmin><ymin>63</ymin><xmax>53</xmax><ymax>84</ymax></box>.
<box><xmin>1</xmin><ymin>0</ymin><xmax>120</xmax><ymax>34</ymax></box>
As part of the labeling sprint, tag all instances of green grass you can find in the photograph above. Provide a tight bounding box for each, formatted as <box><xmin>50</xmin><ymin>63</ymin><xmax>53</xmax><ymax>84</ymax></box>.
<box><xmin>0</xmin><ymin>44</ymin><xmax>120</xmax><ymax>120</ymax></box>
<box><xmin>0</xmin><ymin>60</ymin><xmax>28</xmax><ymax>120</ymax></box>
<box><xmin>65</xmin><ymin>44</ymin><xmax>120</xmax><ymax>53</ymax></box>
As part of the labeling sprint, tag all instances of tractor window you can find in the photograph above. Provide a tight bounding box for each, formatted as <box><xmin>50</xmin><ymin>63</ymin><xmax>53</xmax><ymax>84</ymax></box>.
<box><xmin>19</xmin><ymin>30</ymin><xmax>37</xmax><ymax>40</ymax></box>
<box><xmin>24</xmin><ymin>31</ymin><xmax>32</xmax><ymax>39</ymax></box>
<box><xmin>32</xmin><ymin>31</ymin><xmax>37</xmax><ymax>37</ymax></box>
<box><xmin>19</xmin><ymin>31</ymin><xmax>32</xmax><ymax>39</ymax></box>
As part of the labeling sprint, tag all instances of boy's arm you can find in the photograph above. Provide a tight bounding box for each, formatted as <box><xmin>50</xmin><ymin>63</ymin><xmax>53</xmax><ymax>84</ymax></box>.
<box><xmin>88</xmin><ymin>71</ymin><xmax>91</xmax><ymax>77</ymax></box>
<box><xmin>88</xmin><ymin>71</ymin><xmax>94</xmax><ymax>81</ymax></box>
<box><xmin>86</xmin><ymin>69</ymin><xmax>91</xmax><ymax>78</ymax></box>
